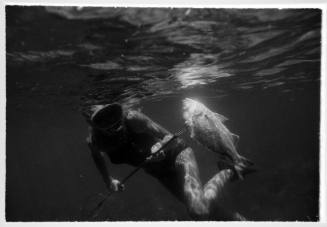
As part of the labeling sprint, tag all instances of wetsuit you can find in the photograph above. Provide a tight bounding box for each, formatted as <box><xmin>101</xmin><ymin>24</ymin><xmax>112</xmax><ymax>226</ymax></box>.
<box><xmin>91</xmin><ymin>109</ymin><xmax>187</xmax><ymax>176</ymax></box>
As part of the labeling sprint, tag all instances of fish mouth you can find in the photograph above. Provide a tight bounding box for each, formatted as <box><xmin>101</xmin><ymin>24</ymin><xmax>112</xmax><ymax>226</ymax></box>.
<box><xmin>182</xmin><ymin>99</ymin><xmax>187</xmax><ymax>111</ymax></box>
<box><xmin>182</xmin><ymin>98</ymin><xmax>198</xmax><ymax>112</ymax></box>
<box><xmin>182</xmin><ymin>98</ymin><xmax>191</xmax><ymax>121</ymax></box>
<box><xmin>182</xmin><ymin>98</ymin><xmax>193</xmax><ymax>109</ymax></box>
<box><xmin>182</xmin><ymin>98</ymin><xmax>199</xmax><ymax>124</ymax></box>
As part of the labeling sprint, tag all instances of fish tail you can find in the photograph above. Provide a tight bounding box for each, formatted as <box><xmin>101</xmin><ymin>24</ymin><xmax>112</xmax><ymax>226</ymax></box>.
<box><xmin>234</xmin><ymin>155</ymin><xmax>256</xmax><ymax>180</ymax></box>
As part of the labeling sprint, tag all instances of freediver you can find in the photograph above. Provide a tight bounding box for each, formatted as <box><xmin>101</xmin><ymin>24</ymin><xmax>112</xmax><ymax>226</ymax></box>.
<box><xmin>86</xmin><ymin>103</ymin><xmax>247</xmax><ymax>220</ymax></box>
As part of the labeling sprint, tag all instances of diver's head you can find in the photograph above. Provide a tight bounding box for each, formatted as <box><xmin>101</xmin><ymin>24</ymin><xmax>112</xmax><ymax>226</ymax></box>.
<box><xmin>90</xmin><ymin>103</ymin><xmax>125</xmax><ymax>135</ymax></box>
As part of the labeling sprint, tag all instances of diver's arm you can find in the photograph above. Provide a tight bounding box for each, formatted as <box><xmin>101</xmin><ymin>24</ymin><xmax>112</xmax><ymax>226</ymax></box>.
<box><xmin>87</xmin><ymin>135</ymin><xmax>124</xmax><ymax>192</ymax></box>
<box><xmin>89</xmin><ymin>143</ymin><xmax>111</xmax><ymax>188</ymax></box>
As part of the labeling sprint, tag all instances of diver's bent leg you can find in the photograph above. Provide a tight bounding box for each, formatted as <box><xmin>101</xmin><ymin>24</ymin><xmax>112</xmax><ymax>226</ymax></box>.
<box><xmin>203</xmin><ymin>169</ymin><xmax>234</xmax><ymax>202</ymax></box>
<box><xmin>175</xmin><ymin>148</ymin><xmax>210</xmax><ymax>219</ymax></box>
<box><xmin>203</xmin><ymin>169</ymin><xmax>247</xmax><ymax>221</ymax></box>
<box><xmin>175</xmin><ymin>148</ymin><xmax>245</xmax><ymax>221</ymax></box>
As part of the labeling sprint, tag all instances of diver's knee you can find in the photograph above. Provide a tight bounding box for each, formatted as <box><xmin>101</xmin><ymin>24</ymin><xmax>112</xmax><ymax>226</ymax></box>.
<box><xmin>187</xmin><ymin>200</ymin><xmax>210</xmax><ymax>220</ymax></box>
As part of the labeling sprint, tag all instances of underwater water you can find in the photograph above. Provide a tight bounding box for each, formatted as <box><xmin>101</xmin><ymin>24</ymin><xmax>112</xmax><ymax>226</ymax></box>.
<box><xmin>6</xmin><ymin>6</ymin><xmax>321</xmax><ymax>221</ymax></box>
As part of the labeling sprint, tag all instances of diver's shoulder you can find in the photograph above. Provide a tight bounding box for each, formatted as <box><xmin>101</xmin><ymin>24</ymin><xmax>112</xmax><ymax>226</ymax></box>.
<box><xmin>124</xmin><ymin>109</ymin><xmax>151</xmax><ymax>133</ymax></box>
<box><xmin>125</xmin><ymin>109</ymin><xmax>147</xmax><ymax>120</ymax></box>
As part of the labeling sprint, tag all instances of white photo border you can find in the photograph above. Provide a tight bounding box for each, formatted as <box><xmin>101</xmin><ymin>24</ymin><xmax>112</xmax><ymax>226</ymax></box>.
<box><xmin>1</xmin><ymin>0</ymin><xmax>326</xmax><ymax>226</ymax></box>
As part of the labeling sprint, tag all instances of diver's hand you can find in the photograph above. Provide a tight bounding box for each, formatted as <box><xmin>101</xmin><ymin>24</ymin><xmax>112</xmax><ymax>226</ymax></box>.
<box><xmin>107</xmin><ymin>178</ymin><xmax>125</xmax><ymax>192</ymax></box>
<box><xmin>146</xmin><ymin>134</ymin><xmax>173</xmax><ymax>163</ymax></box>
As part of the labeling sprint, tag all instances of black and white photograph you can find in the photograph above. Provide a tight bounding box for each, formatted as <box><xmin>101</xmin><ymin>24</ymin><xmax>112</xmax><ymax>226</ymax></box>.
<box><xmin>4</xmin><ymin>3</ymin><xmax>325</xmax><ymax>222</ymax></box>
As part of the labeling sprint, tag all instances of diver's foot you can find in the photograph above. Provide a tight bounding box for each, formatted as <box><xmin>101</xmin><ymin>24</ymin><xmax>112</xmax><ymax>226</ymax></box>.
<box><xmin>233</xmin><ymin>212</ymin><xmax>247</xmax><ymax>221</ymax></box>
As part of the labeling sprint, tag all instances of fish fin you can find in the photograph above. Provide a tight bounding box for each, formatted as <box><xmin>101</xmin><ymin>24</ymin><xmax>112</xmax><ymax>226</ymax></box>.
<box><xmin>234</xmin><ymin>155</ymin><xmax>256</xmax><ymax>180</ymax></box>
<box><xmin>214</xmin><ymin>113</ymin><xmax>229</xmax><ymax>122</ymax></box>
<box><xmin>231</xmin><ymin>133</ymin><xmax>240</xmax><ymax>146</ymax></box>
<box><xmin>216</xmin><ymin>154</ymin><xmax>234</xmax><ymax>171</ymax></box>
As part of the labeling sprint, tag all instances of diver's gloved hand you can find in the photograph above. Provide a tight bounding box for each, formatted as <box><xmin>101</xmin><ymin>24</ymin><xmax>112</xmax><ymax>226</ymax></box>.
<box><xmin>146</xmin><ymin>134</ymin><xmax>173</xmax><ymax>163</ymax></box>
<box><xmin>107</xmin><ymin>177</ymin><xmax>125</xmax><ymax>192</ymax></box>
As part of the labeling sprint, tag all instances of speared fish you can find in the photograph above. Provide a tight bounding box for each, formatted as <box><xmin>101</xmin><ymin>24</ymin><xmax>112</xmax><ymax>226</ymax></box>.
<box><xmin>182</xmin><ymin>98</ymin><xmax>254</xmax><ymax>179</ymax></box>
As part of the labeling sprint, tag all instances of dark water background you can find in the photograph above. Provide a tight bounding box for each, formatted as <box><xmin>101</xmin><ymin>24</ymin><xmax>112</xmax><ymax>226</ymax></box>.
<box><xmin>6</xmin><ymin>6</ymin><xmax>321</xmax><ymax>221</ymax></box>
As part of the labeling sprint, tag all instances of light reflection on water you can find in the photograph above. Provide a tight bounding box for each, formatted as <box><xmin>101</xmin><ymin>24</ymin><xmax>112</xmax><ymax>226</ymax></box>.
<box><xmin>7</xmin><ymin>7</ymin><xmax>321</xmax><ymax>112</ymax></box>
<box><xmin>170</xmin><ymin>53</ymin><xmax>231</xmax><ymax>88</ymax></box>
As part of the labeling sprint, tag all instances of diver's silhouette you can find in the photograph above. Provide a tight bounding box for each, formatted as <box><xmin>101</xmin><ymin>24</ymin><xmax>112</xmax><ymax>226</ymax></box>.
<box><xmin>86</xmin><ymin>103</ymin><xmax>246</xmax><ymax>220</ymax></box>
